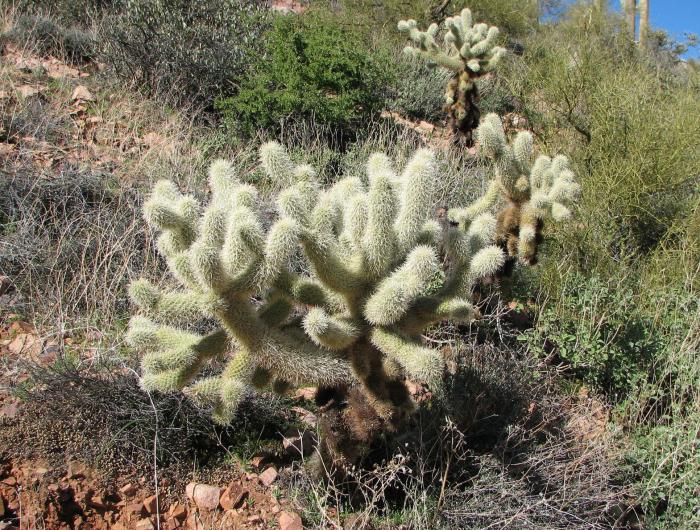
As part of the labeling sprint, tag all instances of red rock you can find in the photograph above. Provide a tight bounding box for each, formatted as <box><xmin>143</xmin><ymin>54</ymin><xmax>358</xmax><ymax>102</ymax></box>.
<box><xmin>293</xmin><ymin>387</ymin><xmax>316</xmax><ymax>400</ymax></box>
<box><xmin>125</xmin><ymin>502</ymin><xmax>145</xmax><ymax>517</ymax></box>
<box><xmin>290</xmin><ymin>407</ymin><xmax>318</xmax><ymax>427</ymax></box>
<box><xmin>258</xmin><ymin>467</ymin><xmax>278</xmax><ymax>487</ymax></box>
<box><xmin>119</xmin><ymin>483</ymin><xmax>136</xmax><ymax>496</ymax></box>
<box><xmin>169</xmin><ymin>501</ymin><xmax>187</xmax><ymax>521</ymax></box>
<box><xmin>1</xmin><ymin>477</ymin><xmax>17</xmax><ymax>486</ymax></box>
<box><xmin>66</xmin><ymin>461</ymin><xmax>86</xmax><ymax>479</ymax></box>
<box><xmin>279</xmin><ymin>511</ymin><xmax>303</xmax><ymax>530</ymax></box>
<box><xmin>185</xmin><ymin>482</ymin><xmax>220</xmax><ymax>511</ymax></box>
<box><xmin>186</xmin><ymin>513</ymin><xmax>205</xmax><ymax>530</ymax></box>
<box><xmin>135</xmin><ymin>518</ymin><xmax>155</xmax><ymax>530</ymax></box>
<box><xmin>0</xmin><ymin>402</ymin><xmax>19</xmax><ymax>419</ymax></box>
<box><xmin>250</xmin><ymin>455</ymin><xmax>267</xmax><ymax>469</ymax></box>
<box><xmin>143</xmin><ymin>494</ymin><xmax>158</xmax><ymax>514</ymax></box>
<box><xmin>219</xmin><ymin>483</ymin><xmax>247</xmax><ymax>510</ymax></box>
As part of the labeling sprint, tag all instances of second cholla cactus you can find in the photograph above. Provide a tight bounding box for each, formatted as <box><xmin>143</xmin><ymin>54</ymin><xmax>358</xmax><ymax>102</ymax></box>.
<box><xmin>398</xmin><ymin>8</ymin><xmax>506</xmax><ymax>144</ymax></box>
<box><xmin>450</xmin><ymin>113</ymin><xmax>581</xmax><ymax>268</ymax></box>
<box><xmin>127</xmin><ymin>142</ymin><xmax>508</xmax><ymax>466</ymax></box>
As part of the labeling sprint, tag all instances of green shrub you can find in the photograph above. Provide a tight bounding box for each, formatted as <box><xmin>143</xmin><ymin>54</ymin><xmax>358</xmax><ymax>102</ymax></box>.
<box><xmin>101</xmin><ymin>0</ymin><xmax>269</xmax><ymax>108</ymax></box>
<box><xmin>523</xmin><ymin>274</ymin><xmax>659</xmax><ymax>396</ymax></box>
<box><xmin>216</xmin><ymin>12</ymin><xmax>390</xmax><ymax>138</ymax></box>
<box><xmin>14</xmin><ymin>0</ymin><xmax>120</xmax><ymax>26</ymax></box>
<box><xmin>385</xmin><ymin>51</ymin><xmax>451</xmax><ymax>121</ymax></box>
<box><xmin>4</xmin><ymin>15</ymin><xmax>96</xmax><ymax>63</ymax></box>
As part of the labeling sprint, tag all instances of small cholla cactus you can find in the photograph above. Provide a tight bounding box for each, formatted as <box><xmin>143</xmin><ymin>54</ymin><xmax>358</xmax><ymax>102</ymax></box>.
<box><xmin>398</xmin><ymin>8</ymin><xmax>506</xmax><ymax>144</ymax></box>
<box><xmin>128</xmin><ymin>142</ymin><xmax>508</xmax><ymax>467</ymax></box>
<box><xmin>449</xmin><ymin>113</ymin><xmax>581</xmax><ymax>269</ymax></box>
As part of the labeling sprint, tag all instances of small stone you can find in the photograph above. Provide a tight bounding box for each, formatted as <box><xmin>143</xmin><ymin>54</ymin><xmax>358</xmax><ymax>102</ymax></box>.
<box><xmin>169</xmin><ymin>501</ymin><xmax>187</xmax><ymax>521</ymax></box>
<box><xmin>185</xmin><ymin>482</ymin><xmax>220</xmax><ymax>511</ymax></box>
<box><xmin>293</xmin><ymin>387</ymin><xmax>316</xmax><ymax>401</ymax></box>
<box><xmin>71</xmin><ymin>85</ymin><xmax>95</xmax><ymax>102</ymax></box>
<box><xmin>119</xmin><ymin>483</ymin><xmax>136</xmax><ymax>496</ymax></box>
<box><xmin>258</xmin><ymin>467</ymin><xmax>278</xmax><ymax>487</ymax></box>
<box><xmin>0</xmin><ymin>402</ymin><xmax>19</xmax><ymax>419</ymax></box>
<box><xmin>125</xmin><ymin>502</ymin><xmax>145</xmax><ymax>517</ymax></box>
<box><xmin>135</xmin><ymin>518</ymin><xmax>155</xmax><ymax>530</ymax></box>
<box><xmin>279</xmin><ymin>511</ymin><xmax>303</xmax><ymax>530</ymax></box>
<box><xmin>143</xmin><ymin>494</ymin><xmax>158</xmax><ymax>514</ymax></box>
<box><xmin>219</xmin><ymin>483</ymin><xmax>247</xmax><ymax>510</ymax></box>
<box><xmin>250</xmin><ymin>455</ymin><xmax>267</xmax><ymax>469</ymax></box>
<box><xmin>247</xmin><ymin>515</ymin><xmax>262</xmax><ymax>523</ymax></box>
<box><xmin>66</xmin><ymin>461</ymin><xmax>86</xmax><ymax>479</ymax></box>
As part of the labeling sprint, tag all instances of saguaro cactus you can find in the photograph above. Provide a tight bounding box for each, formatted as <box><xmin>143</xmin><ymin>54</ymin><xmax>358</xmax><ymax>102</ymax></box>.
<box><xmin>398</xmin><ymin>8</ymin><xmax>506</xmax><ymax>145</ymax></box>
<box><xmin>449</xmin><ymin>113</ymin><xmax>580</xmax><ymax>271</ymax></box>
<box><xmin>128</xmin><ymin>143</ymin><xmax>515</xmax><ymax>467</ymax></box>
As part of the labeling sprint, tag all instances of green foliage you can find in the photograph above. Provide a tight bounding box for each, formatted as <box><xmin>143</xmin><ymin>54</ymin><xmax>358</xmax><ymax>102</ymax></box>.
<box><xmin>217</xmin><ymin>13</ymin><xmax>389</xmax><ymax>138</ymax></box>
<box><xmin>385</xmin><ymin>51</ymin><xmax>452</xmax><ymax>121</ymax></box>
<box><xmin>523</xmin><ymin>274</ymin><xmax>658</xmax><ymax>396</ymax></box>
<box><xmin>101</xmin><ymin>0</ymin><xmax>269</xmax><ymax>108</ymax></box>
<box><xmin>4</xmin><ymin>14</ymin><xmax>96</xmax><ymax>63</ymax></box>
<box><xmin>15</xmin><ymin>0</ymin><xmax>120</xmax><ymax>25</ymax></box>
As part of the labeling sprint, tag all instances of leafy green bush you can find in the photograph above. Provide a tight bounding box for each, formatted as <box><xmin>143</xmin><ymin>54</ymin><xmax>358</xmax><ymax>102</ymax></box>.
<box><xmin>4</xmin><ymin>15</ymin><xmax>96</xmax><ymax>63</ymax></box>
<box><xmin>101</xmin><ymin>0</ymin><xmax>269</xmax><ymax>108</ymax></box>
<box><xmin>523</xmin><ymin>274</ymin><xmax>659</xmax><ymax>396</ymax></box>
<box><xmin>216</xmin><ymin>12</ymin><xmax>390</xmax><ymax>138</ymax></box>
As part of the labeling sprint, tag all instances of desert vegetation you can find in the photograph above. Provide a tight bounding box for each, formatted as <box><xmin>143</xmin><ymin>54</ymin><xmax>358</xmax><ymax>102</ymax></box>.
<box><xmin>1</xmin><ymin>1</ymin><xmax>698</xmax><ymax>529</ymax></box>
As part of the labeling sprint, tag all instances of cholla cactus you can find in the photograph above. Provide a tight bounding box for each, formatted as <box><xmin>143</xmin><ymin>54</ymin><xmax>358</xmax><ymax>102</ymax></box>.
<box><xmin>449</xmin><ymin>113</ymin><xmax>581</xmax><ymax>268</ymax></box>
<box><xmin>128</xmin><ymin>142</ymin><xmax>507</xmax><ymax>464</ymax></box>
<box><xmin>398</xmin><ymin>8</ymin><xmax>506</xmax><ymax>144</ymax></box>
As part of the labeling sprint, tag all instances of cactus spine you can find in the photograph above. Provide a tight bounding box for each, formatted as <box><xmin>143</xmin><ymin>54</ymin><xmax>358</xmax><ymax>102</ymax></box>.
<box><xmin>398</xmin><ymin>8</ymin><xmax>506</xmax><ymax>145</ymax></box>
<box><xmin>128</xmin><ymin>142</ymin><xmax>519</xmax><ymax>466</ymax></box>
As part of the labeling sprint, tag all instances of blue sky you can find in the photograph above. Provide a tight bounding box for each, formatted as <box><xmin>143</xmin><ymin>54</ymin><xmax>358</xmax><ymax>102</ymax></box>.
<box><xmin>608</xmin><ymin>0</ymin><xmax>700</xmax><ymax>57</ymax></box>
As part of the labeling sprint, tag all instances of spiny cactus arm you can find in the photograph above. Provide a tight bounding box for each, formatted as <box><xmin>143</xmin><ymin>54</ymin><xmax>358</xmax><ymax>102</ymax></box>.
<box><xmin>129</xmin><ymin>319</ymin><xmax>230</xmax><ymax>393</ymax></box>
<box><xmin>185</xmin><ymin>349</ymin><xmax>257</xmax><ymax>425</ymax></box>
<box><xmin>399</xmin><ymin>9</ymin><xmax>505</xmax><ymax>75</ymax></box>
<box><xmin>143</xmin><ymin>181</ymin><xmax>199</xmax><ymax>252</ymax></box>
<box><xmin>362</xmin><ymin>170</ymin><xmax>399</xmax><ymax>279</ymax></box>
<box><xmin>395</xmin><ymin>296</ymin><xmax>477</xmax><ymax>335</ymax></box>
<box><xmin>256</xmin><ymin>328</ymin><xmax>353</xmax><ymax>386</ymax></box>
<box><xmin>398</xmin><ymin>19</ymin><xmax>464</xmax><ymax>71</ymax></box>
<box><xmin>257</xmin><ymin>294</ymin><xmax>294</xmax><ymax>327</ymax></box>
<box><xmin>364</xmin><ymin>245</ymin><xmax>441</xmax><ymax>326</ymax></box>
<box><xmin>189</xmin><ymin>203</ymin><xmax>231</xmax><ymax>293</ymax></box>
<box><xmin>303</xmin><ymin>308</ymin><xmax>361</xmax><ymax>350</ymax></box>
<box><xmin>448</xmin><ymin>180</ymin><xmax>500</xmax><ymax>225</ymax></box>
<box><xmin>339</xmin><ymin>195</ymin><xmax>368</xmax><ymax>253</ymax></box>
<box><xmin>370</xmin><ymin>327</ymin><xmax>443</xmax><ymax>384</ymax></box>
<box><xmin>128</xmin><ymin>279</ymin><xmax>207</xmax><ymax>324</ymax></box>
<box><xmin>300</xmin><ymin>233</ymin><xmax>365</xmax><ymax>295</ymax></box>
<box><xmin>260</xmin><ymin>141</ymin><xmax>295</xmax><ymax>186</ymax></box>
<box><xmin>416</xmin><ymin>220</ymin><xmax>441</xmax><ymax>246</ymax></box>
<box><xmin>394</xmin><ymin>149</ymin><xmax>437</xmax><ymax>251</ymax></box>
